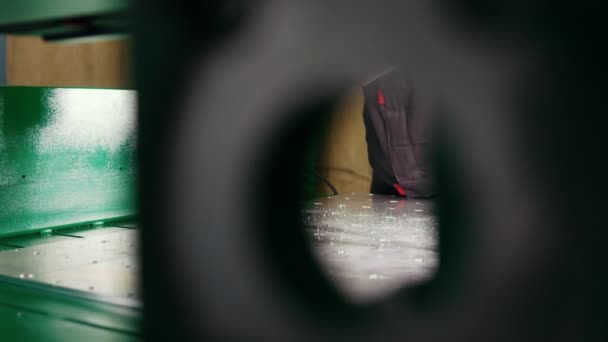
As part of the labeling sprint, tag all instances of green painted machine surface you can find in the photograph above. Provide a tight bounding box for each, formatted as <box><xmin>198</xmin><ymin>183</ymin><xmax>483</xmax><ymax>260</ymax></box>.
<box><xmin>0</xmin><ymin>1</ymin><xmax>129</xmax><ymax>26</ymax></box>
<box><xmin>0</xmin><ymin>87</ymin><xmax>137</xmax><ymax>238</ymax></box>
<box><xmin>0</xmin><ymin>1</ymin><xmax>130</xmax><ymax>40</ymax></box>
<box><xmin>0</xmin><ymin>273</ymin><xmax>140</xmax><ymax>341</ymax></box>
<box><xmin>0</xmin><ymin>87</ymin><xmax>140</xmax><ymax>341</ymax></box>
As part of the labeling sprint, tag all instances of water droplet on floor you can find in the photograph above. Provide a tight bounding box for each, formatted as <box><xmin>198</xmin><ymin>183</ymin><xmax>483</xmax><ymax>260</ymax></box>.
<box><xmin>337</xmin><ymin>250</ymin><xmax>345</xmax><ymax>255</ymax></box>
<box><xmin>101</xmin><ymin>240</ymin><xmax>109</xmax><ymax>244</ymax></box>
<box><xmin>362</xmin><ymin>206</ymin><xmax>371</xmax><ymax>209</ymax></box>
<box><xmin>314</xmin><ymin>203</ymin><xmax>323</xmax><ymax>206</ymax></box>
<box><xmin>389</xmin><ymin>200</ymin><xmax>398</xmax><ymax>203</ymax></box>
<box><xmin>88</xmin><ymin>286</ymin><xmax>95</xmax><ymax>291</ymax></box>
<box><xmin>369</xmin><ymin>273</ymin><xmax>379</xmax><ymax>279</ymax></box>
<box><xmin>19</xmin><ymin>274</ymin><xmax>25</xmax><ymax>279</ymax></box>
<box><xmin>27</xmin><ymin>273</ymin><xmax>34</xmax><ymax>279</ymax></box>
<box><xmin>415</xmin><ymin>209</ymin><xmax>423</xmax><ymax>212</ymax></box>
<box><xmin>89</xmin><ymin>260</ymin><xmax>98</xmax><ymax>264</ymax></box>
<box><xmin>33</xmin><ymin>251</ymin><xmax>43</xmax><ymax>256</ymax></box>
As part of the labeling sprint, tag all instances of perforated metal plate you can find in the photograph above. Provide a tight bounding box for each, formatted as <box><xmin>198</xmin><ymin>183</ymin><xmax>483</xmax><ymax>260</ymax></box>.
<box><xmin>303</xmin><ymin>193</ymin><xmax>438</xmax><ymax>302</ymax></box>
<box><xmin>0</xmin><ymin>223</ymin><xmax>139</xmax><ymax>301</ymax></box>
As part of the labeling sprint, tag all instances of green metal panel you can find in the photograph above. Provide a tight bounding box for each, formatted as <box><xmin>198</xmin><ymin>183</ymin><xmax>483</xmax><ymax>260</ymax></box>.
<box><xmin>0</xmin><ymin>1</ymin><xmax>129</xmax><ymax>27</ymax></box>
<box><xmin>0</xmin><ymin>87</ymin><xmax>137</xmax><ymax>238</ymax></box>
<box><xmin>0</xmin><ymin>274</ymin><xmax>140</xmax><ymax>341</ymax></box>
<box><xmin>0</xmin><ymin>1</ymin><xmax>130</xmax><ymax>40</ymax></box>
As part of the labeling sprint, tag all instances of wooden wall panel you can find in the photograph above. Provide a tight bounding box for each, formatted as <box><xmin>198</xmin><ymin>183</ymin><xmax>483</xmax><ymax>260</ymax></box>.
<box><xmin>6</xmin><ymin>36</ymin><xmax>131</xmax><ymax>88</ymax></box>
<box><xmin>318</xmin><ymin>88</ymin><xmax>372</xmax><ymax>194</ymax></box>
<box><xmin>0</xmin><ymin>36</ymin><xmax>6</xmax><ymax>84</ymax></box>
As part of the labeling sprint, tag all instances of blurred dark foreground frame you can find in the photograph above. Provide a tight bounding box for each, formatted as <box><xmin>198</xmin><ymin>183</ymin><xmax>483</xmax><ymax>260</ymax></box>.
<box><xmin>136</xmin><ymin>1</ymin><xmax>608</xmax><ymax>341</ymax></box>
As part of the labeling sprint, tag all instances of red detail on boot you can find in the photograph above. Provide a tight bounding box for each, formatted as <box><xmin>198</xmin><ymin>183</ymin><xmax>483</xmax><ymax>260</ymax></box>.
<box><xmin>377</xmin><ymin>90</ymin><xmax>385</xmax><ymax>105</ymax></box>
<box><xmin>394</xmin><ymin>183</ymin><xmax>406</xmax><ymax>196</ymax></box>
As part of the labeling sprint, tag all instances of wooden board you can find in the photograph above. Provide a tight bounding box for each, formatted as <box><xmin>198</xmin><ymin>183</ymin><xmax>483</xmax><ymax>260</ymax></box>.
<box><xmin>6</xmin><ymin>35</ymin><xmax>131</xmax><ymax>88</ymax></box>
<box><xmin>318</xmin><ymin>88</ymin><xmax>372</xmax><ymax>194</ymax></box>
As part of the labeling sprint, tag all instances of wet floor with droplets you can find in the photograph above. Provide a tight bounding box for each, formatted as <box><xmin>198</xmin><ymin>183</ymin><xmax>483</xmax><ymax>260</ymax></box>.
<box><xmin>0</xmin><ymin>223</ymin><xmax>138</xmax><ymax>301</ymax></box>
<box><xmin>303</xmin><ymin>193</ymin><xmax>438</xmax><ymax>302</ymax></box>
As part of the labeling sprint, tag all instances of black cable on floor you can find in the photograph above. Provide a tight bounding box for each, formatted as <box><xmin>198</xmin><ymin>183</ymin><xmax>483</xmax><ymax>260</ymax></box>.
<box><xmin>313</xmin><ymin>171</ymin><xmax>338</xmax><ymax>195</ymax></box>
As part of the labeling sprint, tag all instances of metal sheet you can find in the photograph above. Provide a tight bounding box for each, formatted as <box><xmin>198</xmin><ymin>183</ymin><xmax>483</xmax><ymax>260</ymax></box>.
<box><xmin>0</xmin><ymin>273</ymin><xmax>141</xmax><ymax>340</ymax></box>
<box><xmin>303</xmin><ymin>193</ymin><xmax>438</xmax><ymax>302</ymax></box>
<box><xmin>0</xmin><ymin>87</ymin><xmax>137</xmax><ymax>237</ymax></box>
<box><xmin>0</xmin><ymin>306</ymin><xmax>137</xmax><ymax>342</ymax></box>
<box><xmin>0</xmin><ymin>224</ymin><xmax>138</xmax><ymax>300</ymax></box>
<box><xmin>0</xmin><ymin>1</ymin><xmax>128</xmax><ymax>26</ymax></box>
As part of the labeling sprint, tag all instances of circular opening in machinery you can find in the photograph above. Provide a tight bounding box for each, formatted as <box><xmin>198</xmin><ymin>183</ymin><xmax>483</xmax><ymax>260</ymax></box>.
<box><xmin>259</xmin><ymin>73</ymin><xmax>441</xmax><ymax>306</ymax></box>
<box><xmin>301</xmin><ymin>83</ymin><xmax>439</xmax><ymax>304</ymax></box>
